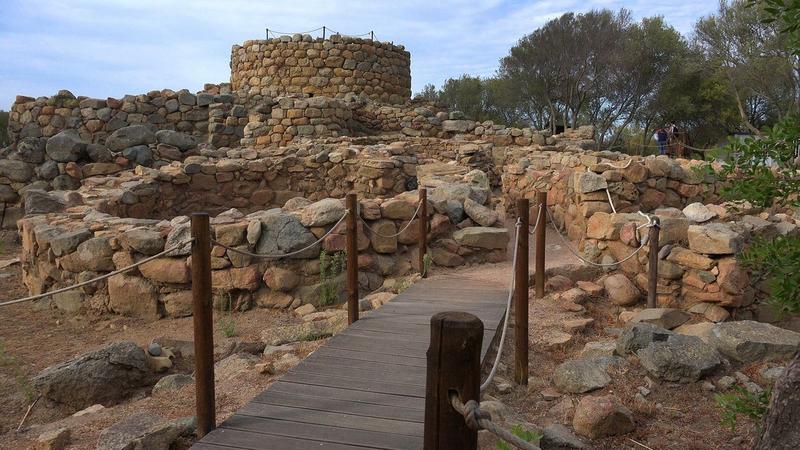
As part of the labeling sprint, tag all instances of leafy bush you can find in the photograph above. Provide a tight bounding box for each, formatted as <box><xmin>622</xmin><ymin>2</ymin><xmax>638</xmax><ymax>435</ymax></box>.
<box><xmin>320</xmin><ymin>250</ymin><xmax>346</xmax><ymax>305</ymax></box>
<box><xmin>496</xmin><ymin>424</ymin><xmax>541</xmax><ymax>450</ymax></box>
<box><xmin>715</xmin><ymin>386</ymin><xmax>772</xmax><ymax>431</ymax></box>
<box><xmin>739</xmin><ymin>235</ymin><xmax>800</xmax><ymax>316</ymax></box>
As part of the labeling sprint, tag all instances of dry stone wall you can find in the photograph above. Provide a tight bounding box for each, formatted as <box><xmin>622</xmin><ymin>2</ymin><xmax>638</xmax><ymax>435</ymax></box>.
<box><xmin>584</xmin><ymin>204</ymin><xmax>799</xmax><ymax>324</ymax></box>
<box><xmin>18</xmin><ymin>180</ymin><xmax>507</xmax><ymax>319</ymax></box>
<box><xmin>231</xmin><ymin>35</ymin><xmax>411</xmax><ymax>104</ymax></box>
<box><xmin>242</xmin><ymin>96</ymin><xmax>353</xmax><ymax>147</ymax></box>
<box><xmin>7</xmin><ymin>87</ymin><xmax>239</xmax><ymax>146</ymax></box>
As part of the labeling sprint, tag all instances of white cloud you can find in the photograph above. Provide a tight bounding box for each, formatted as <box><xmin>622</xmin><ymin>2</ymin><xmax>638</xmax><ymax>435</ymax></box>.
<box><xmin>1</xmin><ymin>0</ymin><xmax>719</xmax><ymax>108</ymax></box>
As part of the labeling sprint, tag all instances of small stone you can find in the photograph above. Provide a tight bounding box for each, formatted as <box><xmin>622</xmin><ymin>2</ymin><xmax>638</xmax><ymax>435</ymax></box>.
<box><xmin>552</xmin><ymin>357</ymin><xmax>612</xmax><ymax>393</ymax></box>
<box><xmin>152</xmin><ymin>374</ymin><xmax>193</xmax><ymax>395</ymax></box>
<box><xmin>147</xmin><ymin>342</ymin><xmax>162</xmax><ymax>356</ymax></box>
<box><xmin>573</xmin><ymin>395</ymin><xmax>635</xmax><ymax>439</ymax></box>
<box><xmin>629</xmin><ymin>308</ymin><xmax>691</xmax><ymax>330</ymax></box>
<box><xmin>541</xmin><ymin>424</ymin><xmax>586</xmax><ymax>449</ymax></box>
<box><xmin>716</xmin><ymin>375</ymin><xmax>736</xmax><ymax>390</ymax></box>
<box><xmin>294</xmin><ymin>304</ymin><xmax>316</xmax><ymax>316</ymax></box>
<box><xmin>604</xmin><ymin>274</ymin><xmax>640</xmax><ymax>306</ymax></box>
<box><xmin>701</xmin><ymin>381</ymin><xmax>716</xmax><ymax>391</ymax></box>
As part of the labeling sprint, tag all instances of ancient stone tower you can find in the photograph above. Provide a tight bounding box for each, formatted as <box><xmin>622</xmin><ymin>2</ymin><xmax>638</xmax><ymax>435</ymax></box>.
<box><xmin>230</xmin><ymin>34</ymin><xmax>412</xmax><ymax>104</ymax></box>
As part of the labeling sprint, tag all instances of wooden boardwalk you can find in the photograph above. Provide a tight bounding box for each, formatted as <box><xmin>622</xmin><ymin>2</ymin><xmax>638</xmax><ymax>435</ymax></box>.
<box><xmin>193</xmin><ymin>275</ymin><xmax>509</xmax><ymax>450</ymax></box>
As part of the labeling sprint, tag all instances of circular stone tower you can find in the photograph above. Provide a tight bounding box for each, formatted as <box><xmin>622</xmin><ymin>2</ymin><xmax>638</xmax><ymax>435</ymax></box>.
<box><xmin>230</xmin><ymin>34</ymin><xmax>412</xmax><ymax>104</ymax></box>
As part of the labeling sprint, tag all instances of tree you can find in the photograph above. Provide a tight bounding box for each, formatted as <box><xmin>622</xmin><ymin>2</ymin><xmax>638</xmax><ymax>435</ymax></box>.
<box><xmin>695</xmin><ymin>0</ymin><xmax>800</xmax><ymax>133</ymax></box>
<box><xmin>413</xmin><ymin>84</ymin><xmax>439</xmax><ymax>102</ymax></box>
<box><xmin>437</xmin><ymin>75</ymin><xmax>488</xmax><ymax>121</ymax></box>
<box><xmin>715</xmin><ymin>2</ymin><xmax>800</xmax><ymax>448</ymax></box>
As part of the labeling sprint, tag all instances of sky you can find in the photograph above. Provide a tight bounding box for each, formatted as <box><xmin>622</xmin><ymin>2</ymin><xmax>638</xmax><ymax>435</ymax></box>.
<box><xmin>0</xmin><ymin>0</ymin><xmax>720</xmax><ymax>110</ymax></box>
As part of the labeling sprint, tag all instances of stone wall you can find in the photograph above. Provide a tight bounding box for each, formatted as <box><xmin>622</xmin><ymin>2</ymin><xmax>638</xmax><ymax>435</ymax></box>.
<box><xmin>583</xmin><ymin>204</ymin><xmax>799</xmax><ymax>324</ymax></box>
<box><xmin>242</xmin><ymin>96</ymin><xmax>353</xmax><ymax>147</ymax></box>
<box><xmin>502</xmin><ymin>152</ymin><xmax>721</xmax><ymax>240</ymax></box>
<box><xmin>6</xmin><ymin>87</ymin><xmax>239</xmax><ymax>147</ymax></box>
<box><xmin>18</xmin><ymin>182</ymin><xmax>508</xmax><ymax>319</ymax></box>
<box><xmin>230</xmin><ymin>35</ymin><xmax>411</xmax><ymax>104</ymax></box>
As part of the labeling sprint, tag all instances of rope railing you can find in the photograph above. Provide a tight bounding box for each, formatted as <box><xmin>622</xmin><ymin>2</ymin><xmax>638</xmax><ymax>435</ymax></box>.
<box><xmin>0</xmin><ymin>239</ymin><xmax>195</xmax><ymax>308</ymax></box>
<box><xmin>450</xmin><ymin>393</ymin><xmax>540</xmax><ymax>450</ymax></box>
<box><xmin>544</xmin><ymin>206</ymin><xmax>656</xmax><ymax>268</ymax></box>
<box><xmin>480</xmin><ymin>218</ymin><xmax>521</xmax><ymax>392</ymax></box>
<box><xmin>265</xmin><ymin>26</ymin><xmax>375</xmax><ymax>41</ymax></box>
<box><xmin>211</xmin><ymin>210</ymin><xmax>349</xmax><ymax>259</ymax></box>
<box><xmin>358</xmin><ymin>202</ymin><xmax>422</xmax><ymax>238</ymax></box>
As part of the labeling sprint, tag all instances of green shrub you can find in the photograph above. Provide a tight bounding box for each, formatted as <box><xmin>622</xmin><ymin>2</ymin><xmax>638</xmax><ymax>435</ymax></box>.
<box><xmin>422</xmin><ymin>252</ymin><xmax>433</xmax><ymax>277</ymax></box>
<box><xmin>320</xmin><ymin>250</ymin><xmax>346</xmax><ymax>305</ymax></box>
<box><xmin>218</xmin><ymin>293</ymin><xmax>236</xmax><ymax>337</ymax></box>
<box><xmin>715</xmin><ymin>386</ymin><xmax>771</xmax><ymax>431</ymax></box>
<box><xmin>496</xmin><ymin>424</ymin><xmax>541</xmax><ymax>450</ymax></box>
<box><xmin>739</xmin><ymin>235</ymin><xmax>800</xmax><ymax>316</ymax></box>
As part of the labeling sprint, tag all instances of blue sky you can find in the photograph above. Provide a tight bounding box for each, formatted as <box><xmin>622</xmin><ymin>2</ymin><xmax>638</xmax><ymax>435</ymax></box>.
<box><xmin>0</xmin><ymin>0</ymin><xmax>719</xmax><ymax>110</ymax></box>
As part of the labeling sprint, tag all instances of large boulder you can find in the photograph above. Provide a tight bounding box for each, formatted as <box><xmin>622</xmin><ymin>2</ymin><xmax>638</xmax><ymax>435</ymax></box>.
<box><xmin>106</xmin><ymin>125</ymin><xmax>156</xmax><ymax>152</ymax></box>
<box><xmin>708</xmin><ymin>321</ymin><xmax>800</xmax><ymax>363</ymax></box>
<box><xmin>603</xmin><ymin>274</ymin><xmax>640</xmax><ymax>306</ymax></box>
<box><xmin>616</xmin><ymin>322</ymin><xmax>674</xmax><ymax>355</ymax></box>
<box><xmin>299</xmin><ymin>198</ymin><xmax>345</xmax><ymax>227</ymax></box>
<box><xmin>49</xmin><ymin>228</ymin><xmax>92</xmax><ymax>256</ymax></box>
<box><xmin>154</xmin><ymin>130</ymin><xmax>197</xmax><ymax>150</ymax></box>
<box><xmin>0</xmin><ymin>159</ymin><xmax>34</xmax><ymax>182</ymax></box>
<box><xmin>463</xmin><ymin>198</ymin><xmax>498</xmax><ymax>226</ymax></box>
<box><xmin>120</xmin><ymin>228</ymin><xmax>165</xmax><ymax>255</ymax></box>
<box><xmin>59</xmin><ymin>236</ymin><xmax>115</xmax><ymax>272</ymax></box>
<box><xmin>682</xmin><ymin>203</ymin><xmax>716</xmax><ymax>223</ymax></box>
<box><xmin>255</xmin><ymin>209</ymin><xmax>318</xmax><ymax>259</ymax></box>
<box><xmin>453</xmin><ymin>227</ymin><xmax>508</xmax><ymax>249</ymax></box>
<box><xmin>574</xmin><ymin>171</ymin><xmax>608</xmax><ymax>194</ymax></box>
<box><xmin>573</xmin><ymin>395</ymin><xmax>635</xmax><ymax>439</ymax></box>
<box><xmin>16</xmin><ymin>137</ymin><xmax>47</xmax><ymax>163</ymax></box>
<box><xmin>45</xmin><ymin>129</ymin><xmax>86</xmax><ymax>162</ymax></box>
<box><xmin>629</xmin><ymin>308</ymin><xmax>691</xmax><ymax>330</ymax></box>
<box><xmin>636</xmin><ymin>334</ymin><xmax>723</xmax><ymax>382</ymax></box>
<box><xmin>24</xmin><ymin>189</ymin><xmax>66</xmax><ymax>215</ymax></box>
<box><xmin>32</xmin><ymin>341</ymin><xmax>152</xmax><ymax>410</ymax></box>
<box><xmin>688</xmin><ymin>223</ymin><xmax>747</xmax><ymax>255</ymax></box>
<box><xmin>552</xmin><ymin>357</ymin><xmax>613</xmax><ymax>393</ymax></box>
<box><xmin>108</xmin><ymin>274</ymin><xmax>160</xmax><ymax>319</ymax></box>
<box><xmin>97</xmin><ymin>412</ymin><xmax>195</xmax><ymax>450</ymax></box>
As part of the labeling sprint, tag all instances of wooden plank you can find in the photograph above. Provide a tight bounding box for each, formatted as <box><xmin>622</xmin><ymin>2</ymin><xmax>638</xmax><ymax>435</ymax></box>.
<box><xmin>290</xmin><ymin>361</ymin><xmax>425</xmax><ymax>386</ymax></box>
<box><xmin>311</xmin><ymin>347</ymin><xmax>427</xmax><ymax>368</ymax></box>
<box><xmin>284</xmin><ymin>371</ymin><xmax>425</xmax><ymax>397</ymax></box>
<box><xmin>303</xmin><ymin>354</ymin><xmax>428</xmax><ymax>375</ymax></box>
<box><xmin>253</xmin><ymin>390</ymin><xmax>424</xmax><ymax>422</ymax></box>
<box><xmin>219</xmin><ymin>414</ymin><xmax>423</xmax><ymax>450</ymax></box>
<box><xmin>199</xmin><ymin>427</ymin><xmax>376</xmax><ymax>450</ymax></box>
<box><xmin>195</xmin><ymin>275</ymin><xmax>510</xmax><ymax>450</ymax></box>
<box><xmin>238</xmin><ymin>402</ymin><xmax>424</xmax><ymax>436</ymax></box>
<box><xmin>268</xmin><ymin>381</ymin><xmax>422</xmax><ymax>409</ymax></box>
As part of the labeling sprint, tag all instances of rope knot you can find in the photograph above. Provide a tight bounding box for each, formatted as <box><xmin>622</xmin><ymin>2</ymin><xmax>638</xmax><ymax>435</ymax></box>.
<box><xmin>463</xmin><ymin>399</ymin><xmax>491</xmax><ymax>430</ymax></box>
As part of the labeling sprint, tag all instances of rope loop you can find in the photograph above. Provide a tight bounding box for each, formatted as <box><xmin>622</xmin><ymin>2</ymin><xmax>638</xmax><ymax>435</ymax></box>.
<box><xmin>463</xmin><ymin>399</ymin><xmax>490</xmax><ymax>430</ymax></box>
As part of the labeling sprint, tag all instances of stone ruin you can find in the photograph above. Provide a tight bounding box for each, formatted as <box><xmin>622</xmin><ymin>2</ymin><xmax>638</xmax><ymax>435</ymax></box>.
<box><xmin>0</xmin><ymin>33</ymin><xmax>798</xmax><ymax>331</ymax></box>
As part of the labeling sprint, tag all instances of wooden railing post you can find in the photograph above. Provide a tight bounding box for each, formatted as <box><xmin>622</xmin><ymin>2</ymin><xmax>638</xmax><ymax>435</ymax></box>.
<box><xmin>514</xmin><ymin>198</ymin><xmax>529</xmax><ymax>385</ymax></box>
<box><xmin>419</xmin><ymin>188</ymin><xmax>428</xmax><ymax>278</ymax></box>
<box><xmin>191</xmin><ymin>213</ymin><xmax>216</xmax><ymax>437</ymax></box>
<box><xmin>534</xmin><ymin>192</ymin><xmax>547</xmax><ymax>298</ymax></box>
<box><xmin>424</xmin><ymin>312</ymin><xmax>483</xmax><ymax>450</ymax></box>
<box><xmin>346</xmin><ymin>193</ymin><xmax>359</xmax><ymax>324</ymax></box>
<box><xmin>647</xmin><ymin>216</ymin><xmax>661</xmax><ymax>308</ymax></box>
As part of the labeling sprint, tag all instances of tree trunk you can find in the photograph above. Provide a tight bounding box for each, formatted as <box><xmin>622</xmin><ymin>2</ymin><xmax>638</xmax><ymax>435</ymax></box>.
<box><xmin>753</xmin><ymin>351</ymin><xmax>800</xmax><ymax>450</ymax></box>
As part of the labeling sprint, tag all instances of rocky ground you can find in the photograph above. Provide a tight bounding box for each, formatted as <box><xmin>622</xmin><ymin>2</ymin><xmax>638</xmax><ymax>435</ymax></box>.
<box><xmin>0</xmin><ymin>226</ymin><xmax>796</xmax><ymax>449</ymax></box>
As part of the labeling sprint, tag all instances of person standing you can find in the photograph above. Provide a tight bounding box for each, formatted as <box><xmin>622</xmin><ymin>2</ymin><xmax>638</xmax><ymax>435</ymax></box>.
<box><xmin>656</xmin><ymin>127</ymin><xmax>668</xmax><ymax>156</ymax></box>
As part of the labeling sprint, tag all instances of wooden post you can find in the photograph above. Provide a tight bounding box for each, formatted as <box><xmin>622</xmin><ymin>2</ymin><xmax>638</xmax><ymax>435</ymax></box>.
<box><xmin>322</xmin><ymin>26</ymin><xmax>326</xmax><ymax>40</ymax></box>
<box><xmin>266</xmin><ymin>28</ymin><xmax>269</xmax><ymax>39</ymax></box>
<box><xmin>647</xmin><ymin>216</ymin><xmax>661</xmax><ymax>308</ymax></box>
<box><xmin>370</xmin><ymin>31</ymin><xmax>374</xmax><ymax>41</ymax></box>
<box><xmin>514</xmin><ymin>198</ymin><xmax>529</xmax><ymax>385</ymax></box>
<box><xmin>191</xmin><ymin>213</ymin><xmax>216</xmax><ymax>437</ymax></box>
<box><xmin>534</xmin><ymin>192</ymin><xmax>547</xmax><ymax>298</ymax></box>
<box><xmin>346</xmin><ymin>193</ymin><xmax>359</xmax><ymax>324</ymax></box>
<box><xmin>419</xmin><ymin>188</ymin><xmax>428</xmax><ymax>278</ymax></box>
<box><xmin>424</xmin><ymin>312</ymin><xmax>483</xmax><ymax>450</ymax></box>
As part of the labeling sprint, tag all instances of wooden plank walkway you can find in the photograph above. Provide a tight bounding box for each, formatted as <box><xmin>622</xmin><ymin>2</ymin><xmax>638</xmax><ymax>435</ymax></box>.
<box><xmin>193</xmin><ymin>275</ymin><xmax>509</xmax><ymax>450</ymax></box>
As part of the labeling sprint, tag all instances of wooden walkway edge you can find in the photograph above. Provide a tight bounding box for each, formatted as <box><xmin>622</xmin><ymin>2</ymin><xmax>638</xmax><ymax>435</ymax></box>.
<box><xmin>193</xmin><ymin>275</ymin><xmax>509</xmax><ymax>450</ymax></box>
